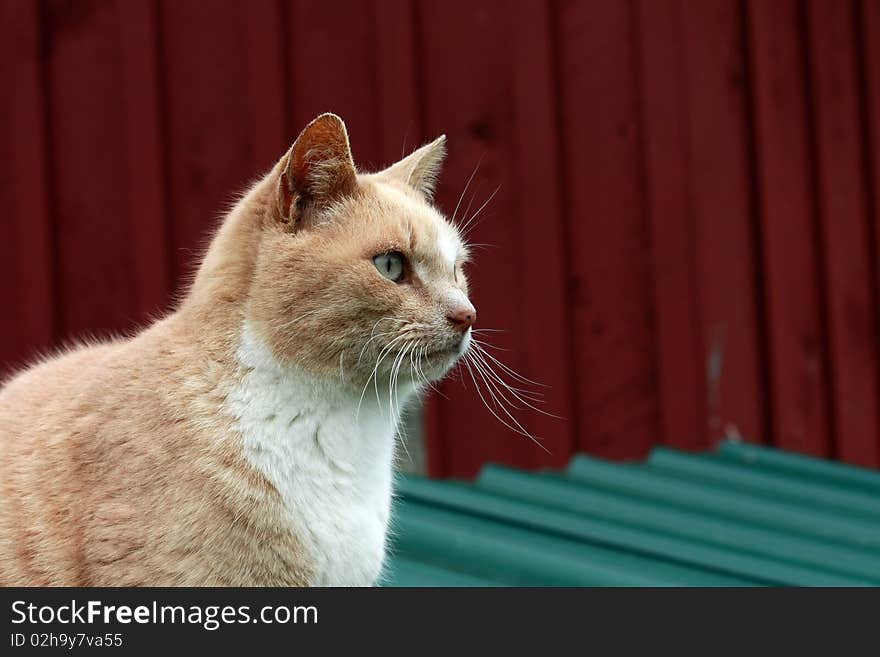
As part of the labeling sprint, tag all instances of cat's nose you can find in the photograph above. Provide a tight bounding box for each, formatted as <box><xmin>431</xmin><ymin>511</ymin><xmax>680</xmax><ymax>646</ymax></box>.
<box><xmin>447</xmin><ymin>303</ymin><xmax>477</xmax><ymax>332</ymax></box>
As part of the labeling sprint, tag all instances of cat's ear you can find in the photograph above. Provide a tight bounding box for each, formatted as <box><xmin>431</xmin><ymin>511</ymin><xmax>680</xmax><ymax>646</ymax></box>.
<box><xmin>380</xmin><ymin>136</ymin><xmax>447</xmax><ymax>200</ymax></box>
<box><xmin>275</xmin><ymin>113</ymin><xmax>357</xmax><ymax>228</ymax></box>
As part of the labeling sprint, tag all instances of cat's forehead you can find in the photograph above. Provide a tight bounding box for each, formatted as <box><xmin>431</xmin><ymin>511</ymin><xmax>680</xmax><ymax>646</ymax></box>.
<box><xmin>362</xmin><ymin>179</ymin><xmax>464</xmax><ymax>268</ymax></box>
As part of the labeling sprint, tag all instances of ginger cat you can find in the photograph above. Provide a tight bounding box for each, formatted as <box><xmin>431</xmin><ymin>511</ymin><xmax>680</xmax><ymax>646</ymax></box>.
<box><xmin>0</xmin><ymin>113</ymin><xmax>476</xmax><ymax>586</ymax></box>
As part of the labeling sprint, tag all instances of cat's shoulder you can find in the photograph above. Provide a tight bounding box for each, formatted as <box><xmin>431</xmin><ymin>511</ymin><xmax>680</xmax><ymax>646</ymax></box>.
<box><xmin>1</xmin><ymin>338</ymin><xmax>120</xmax><ymax>397</ymax></box>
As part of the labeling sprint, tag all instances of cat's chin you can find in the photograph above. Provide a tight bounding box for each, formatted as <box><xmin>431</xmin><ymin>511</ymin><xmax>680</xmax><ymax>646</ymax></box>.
<box><xmin>419</xmin><ymin>344</ymin><xmax>468</xmax><ymax>382</ymax></box>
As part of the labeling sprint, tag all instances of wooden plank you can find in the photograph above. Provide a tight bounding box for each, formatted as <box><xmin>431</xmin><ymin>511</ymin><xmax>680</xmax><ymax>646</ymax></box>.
<box><xmin>807</xmin><ymin>0</ymin><xmax>880</xmax><ymax>467</ymax></box>
<box><xmin>636</xmin><ymin>0</ymin><xmax>707</xmax><ymax>450</ymax></box>
<box><xmin>117</xmin><ymin>0</ymin><xmax>171</xmax><ymax>323</ymax></box>
<box><xmin>679</xmin><ymin>0</ymin><xmax>767</xmax><ymax>446</ymax></box>
<box><xmin>0</xmin><ymin>0</ymin><xmax>55</xmax><ymax>372</ymax></box>
<box><xmin>242</xmin><ymin>0</ymin><xmax>290</xmax><ymax>168</ymax></box>
<box><xmin>286</xmin><ymin>0</ymin><xmax>380</xmax><ymax>167</ymax></box>
<box><xmin>508</xmin><ymin>0</ymin><xmax>576</xmax><ymax>468</ymax></box>
<box><xmin>43</xmin><ymin>0</ymin><xmax>133</xmax><ymax>339</ymax></box>
<box><xmin>159</xmin><ymin>0</ymin><xmax>269</xmax><ymax>284</ymax></box>
<box><xmin>859</xmin><ymin>0</ymin><xmax>880</xmax><ymax>468</ymax></box>
<box><xmin>372</xmin><ymin>0</ymin><xmax>423</xmax><ymax>166</ymax></box>
<box><xmin>417</xmin><ymin>0</ymin><xmax>537</xmax><ymax>477</ymax></box>
<box><xmin>559</xmin><ymin>0</ymin><xmax>658</xmax><ymax>460</ymax></box>
<box><xmin>745</xmin><ymin>0</ymin><xmax>831</xmax><ymax>457</ymax></box>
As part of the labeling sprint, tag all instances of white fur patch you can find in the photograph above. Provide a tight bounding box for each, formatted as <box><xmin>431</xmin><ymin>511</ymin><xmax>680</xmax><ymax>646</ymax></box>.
<box><xmin>438</xmin><ymin>229</ymin><xmax>458</xmax><ymax>271</ymax></box>
<box><xmin>378</xmin><ymin>183</ymin><xmax>461</xmax><ymax>271</ymax></box>
<box><xmin>227</xmin><ymin>323</ymin><xmax>408</xmax><ymax>586</ymax></box>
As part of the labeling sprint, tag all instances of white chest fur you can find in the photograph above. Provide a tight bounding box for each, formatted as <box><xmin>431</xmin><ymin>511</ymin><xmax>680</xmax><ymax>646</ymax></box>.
<box><xmin>227</xmin><ymin>324</ymin><xmax>405</xmax><ymax>586</ymax></box>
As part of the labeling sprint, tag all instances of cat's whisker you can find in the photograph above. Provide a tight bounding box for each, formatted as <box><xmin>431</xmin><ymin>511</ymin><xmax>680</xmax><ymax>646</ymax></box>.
<box><xmin>410</xmin><ymin>345</ymin><xmax>426</xmax><ymax>390</ymax></box>
<box><xmin>359</xmin><ymin>319</ymin><xmax>431</xmax><ymax>367</ymax></box>
<box><xmin>470</xmin><ymin>349</ymin><xmax>559</xmax><ymax>419</ymax></box>
<box><xmin>371</xmin><ymin>317</ymin><xmax>409</xmax><ymax>335</ymax></box>
<box><xmin>414</xmin><ymin>345</ymin><xmax>431</xmax><ymax>387</ymax></box>
<box><xmin>375</xmin><ymin>331</ymin><xmax>424</xmax><ymax>421</ymax></box>
<box><xmin>471</xmin><ymin>341</ymin><xmax>510</xmax><ymax>352</ymax></box>
<box><xmin>357</xmin><ymin>332</ymin><xmax>413</xmax><ymax>421</ymax></box>
<box><xmin>399</xmin><ymin>344</ymin><xmax>413</xmax><ymax>413</ymax></box>
<box><xmin>442</xmin><ymin>336</ymin><xmax>557</xmax><ymax>454</ymax></box>
<box><xmin>357</xmin><ymin>330</ymin><xmax>400</xmax><ymax>365</ymax></box>
<box><xmin>468</xmin><ymin>346</ymin><xmax>544</xmax><ymax>401</ymax></box>
<box><xmin>373</xmin><ymin>334</ymin><xmax>411</xmax><ymax>402</ymax></box>
<box><xmin>365</xmin><ymin>318</ymin><xmax>408</xmax><ymax>346</ymax></box>
<box><xmin>416</xmin><ymin>345</ymin><xmax>446</xmax><ymax>397</ymax></box>
<box><xmin>400</xmin><ymin>342</ymin><xmax>416</xmax><ymax>391</ymax></box>
<box><xmin>472</xmin><ymin>353</ymin><xmax>549</xmax><ymax>413</ymax></box>
<box><xmin>457</xmin><ymin>192</ymin><xmax>478</xmax><ymax>242</ymax></box>
<box><xmin>468</xmin><ymin>352</ymin><xmax>534</xmax><ymax>411</ymax></box>
<box><xmin>460</xmin><ymin>353</ymin><xmax>549</xmax><ymax>454</ymax></box>
<box><xmin>467</xmin><ymin>355</ymin><xmax>550</xmax><ymax>453</ymax></box>
<box><xmin>393</xmin><ymin>341</ymin><xmax>414</xmax><ymax>466</ymax></box>
<box><xmin>451</xmin><ymin>158</ymin><xmax>482</xmax><ymax>226</ymax></box>
<box><xmin>471</xmin><ymin>340</ymin><xmax>548</xmax><ymax>388</ymax></box>
<box><xmin>395</xmin><ymin>343</ymin><xmax>416</xmax><ymax>432</ymax></box>
<box><xmin>388</xmin><ymin>343</ymin><xmax>408</xmax><ymax>425</ymax></box>
<box><xmin>408</xmin><ymin>345</ymin><xmax>425</xmax><ymax>392</ymax></box>
<box><xmin>460</xmin><ymin>185</ymin><xmax>500</xmax><ymax>237</ymax></box>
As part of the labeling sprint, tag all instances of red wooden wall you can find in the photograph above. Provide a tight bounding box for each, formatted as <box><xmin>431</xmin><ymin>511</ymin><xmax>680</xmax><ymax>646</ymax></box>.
<box><xmin>2</xmin><ymin>0</ymin><xmax>879</xmax><ymax>477</ymax></box>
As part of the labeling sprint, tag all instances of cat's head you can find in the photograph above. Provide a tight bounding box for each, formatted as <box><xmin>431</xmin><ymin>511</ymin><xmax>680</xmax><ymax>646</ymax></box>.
<box><xmin>246</xmin><ymin>113</ymin><xmax>474</xmax><ymax>391</ymax></box>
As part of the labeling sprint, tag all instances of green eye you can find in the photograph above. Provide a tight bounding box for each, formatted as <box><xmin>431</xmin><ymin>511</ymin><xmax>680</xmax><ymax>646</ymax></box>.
<box><xmin>373</xmin><ymin>252</ymin><xmax>405</xmax><ymax>283</ymax></box>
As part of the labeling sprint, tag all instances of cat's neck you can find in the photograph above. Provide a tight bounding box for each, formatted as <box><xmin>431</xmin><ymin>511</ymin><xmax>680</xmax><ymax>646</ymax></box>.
<box><xmin>179</xmin><ymin>170</ymin><xmax>276</xmax><ymax>326</ymax></box>
<box><xmin>232</xmin><ymin>319</ymin><xmax>416</xmax><ymax>446</ymax></box>
<box><xmin>228</xmin><ymin>320</ymin><xmax>406</xmax><ymax>586</ymax></box>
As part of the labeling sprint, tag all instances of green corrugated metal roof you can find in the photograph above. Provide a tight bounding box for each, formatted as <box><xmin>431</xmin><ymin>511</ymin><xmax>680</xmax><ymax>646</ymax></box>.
<box><xmin>383</xmin><ymin>440</ymin><xmax>880</xmax><ymax>586</ymax></box>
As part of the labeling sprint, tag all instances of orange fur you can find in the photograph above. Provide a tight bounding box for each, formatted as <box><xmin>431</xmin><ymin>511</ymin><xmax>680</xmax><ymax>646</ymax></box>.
<box><xmin>0</xmin><ymin>114</ymin><xmax>473</xmax><ymax>586</ymax></box>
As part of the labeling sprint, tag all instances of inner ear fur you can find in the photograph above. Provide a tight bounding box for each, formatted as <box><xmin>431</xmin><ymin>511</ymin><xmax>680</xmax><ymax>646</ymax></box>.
<box><xmin>275</xmin><ymin>113</ymin><xmax>358</xmax><ymax>228</ymax></box>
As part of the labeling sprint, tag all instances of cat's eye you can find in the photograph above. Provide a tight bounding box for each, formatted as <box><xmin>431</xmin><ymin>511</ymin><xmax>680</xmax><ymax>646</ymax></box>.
<box><xmin>373</xmin><ymin>252</ymin><xmax>405</xmax><ymax>283</ymax></box>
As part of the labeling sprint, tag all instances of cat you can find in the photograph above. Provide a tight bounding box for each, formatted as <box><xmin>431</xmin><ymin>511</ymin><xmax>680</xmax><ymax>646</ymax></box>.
<box><xmin>0</xmin><ymin>113</ymin><xmax>476</xmax><ymax>586</ymax></box>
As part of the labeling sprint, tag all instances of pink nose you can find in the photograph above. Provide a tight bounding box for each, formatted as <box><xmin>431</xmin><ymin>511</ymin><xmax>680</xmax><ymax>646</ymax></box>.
<box><xmin>447</xmin><ymin>305</ymin><xmax>477</xmax><ymax>331</ymax></box>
